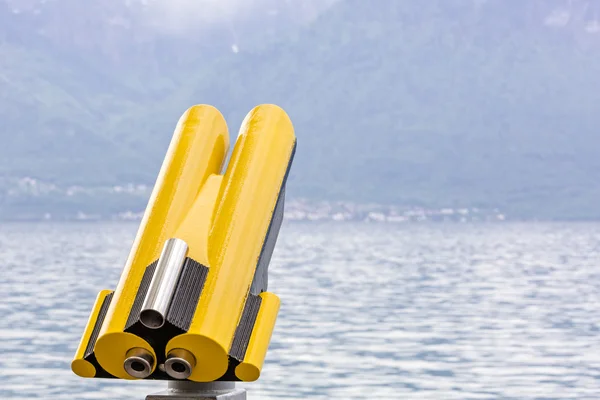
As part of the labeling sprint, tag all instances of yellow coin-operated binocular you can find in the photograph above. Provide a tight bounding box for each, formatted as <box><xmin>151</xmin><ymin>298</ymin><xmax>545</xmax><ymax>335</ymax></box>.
<box><xmin>71</xmin><ymin>104</ymin><xmax>296</xmax><ymax>386</ymax></box>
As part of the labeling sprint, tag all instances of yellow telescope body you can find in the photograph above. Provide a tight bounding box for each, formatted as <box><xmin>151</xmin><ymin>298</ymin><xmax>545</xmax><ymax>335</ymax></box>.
<box><xmin>71</xmin><ymin>104</ymin><xmax>296</xmax><ymax>383</ymax></box>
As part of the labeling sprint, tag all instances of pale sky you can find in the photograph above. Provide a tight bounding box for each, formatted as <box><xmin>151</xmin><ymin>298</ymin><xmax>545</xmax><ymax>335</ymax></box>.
<box><xmin>140</xmin><ymin>0</ymin><xmax>337</xmax><ymax>33</ymax></box>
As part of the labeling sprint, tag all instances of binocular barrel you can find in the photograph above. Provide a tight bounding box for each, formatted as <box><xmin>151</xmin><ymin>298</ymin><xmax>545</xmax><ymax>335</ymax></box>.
<box><xmin>71</xmin><ymin>104</ymin><xmax>295</xmax><ymax>384</ymax></box>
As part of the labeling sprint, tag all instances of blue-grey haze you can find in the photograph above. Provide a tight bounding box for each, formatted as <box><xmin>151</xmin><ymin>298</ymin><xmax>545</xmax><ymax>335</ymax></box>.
<box><xmin>2</xmin><ymin>0</ymin><xmax>600</xmax><ymax>219</ymax></box>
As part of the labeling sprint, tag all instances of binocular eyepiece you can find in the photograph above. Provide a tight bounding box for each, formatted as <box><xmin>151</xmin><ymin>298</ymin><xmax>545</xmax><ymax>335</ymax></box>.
<box><xmin>164</xmin><ymin>349</ymin><xmax>196</xmax><ymax>380</ymax></box>
<box><xmin>123</xmin><ymin>348</ymin><xmax>196</xmax><ymax>380</ymax></box>
<box><xmin>123</xmin><ymin>348</ymin><xmax>154</xmax><ymax>379</ymax></box>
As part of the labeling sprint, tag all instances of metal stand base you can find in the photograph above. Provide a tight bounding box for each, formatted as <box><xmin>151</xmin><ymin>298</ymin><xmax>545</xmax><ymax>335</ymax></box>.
<box><xmin>146</xmin><ymin>381</ymin><xmax>246</xmax><ymax>400</ymax></box>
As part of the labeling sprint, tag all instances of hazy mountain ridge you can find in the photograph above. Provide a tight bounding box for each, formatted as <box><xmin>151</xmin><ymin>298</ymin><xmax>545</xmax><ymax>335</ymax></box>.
<box><xmin>153</xmin><ymin>0</ymin><xmax>600</xmax><ymax>218</ymax></box>
<box><xmin>1</xmin><ymin>0</ymin><xmax>600</xmax><ymax>219</ymax></box>
<box><xmin>1</xmin><ymin>0</ymin><xmax>337</xmax><ymax>66</ymax></box>
<box><xmin>0</xmin><ymin>0</ymin><xmax>338</xmax><ymax>185</ymax></box>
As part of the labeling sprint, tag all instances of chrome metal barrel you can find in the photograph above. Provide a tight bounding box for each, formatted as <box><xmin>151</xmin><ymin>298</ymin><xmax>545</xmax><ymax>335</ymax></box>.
<box><xmin>140</xmin><ymin>238</ymin><xmax>189</xmax><ymax>329</ymax></box>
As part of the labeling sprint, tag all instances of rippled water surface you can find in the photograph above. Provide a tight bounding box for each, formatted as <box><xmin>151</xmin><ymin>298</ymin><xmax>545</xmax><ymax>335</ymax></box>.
<box><xmin>1</xmin><ymin>222</ymin><xmax>599</xmax><ymax>399</ymax></box>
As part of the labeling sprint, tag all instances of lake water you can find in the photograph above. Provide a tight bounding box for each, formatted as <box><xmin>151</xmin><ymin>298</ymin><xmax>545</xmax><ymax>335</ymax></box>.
<box><xmin>0</xmin><ymin>222</ymin><xmax>599</xmax><ymax>399</ymax></box>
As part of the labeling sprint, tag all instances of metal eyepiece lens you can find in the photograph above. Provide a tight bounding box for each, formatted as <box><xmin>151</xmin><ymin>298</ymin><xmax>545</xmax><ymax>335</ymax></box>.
<box><xmin>172</xmin><ymin>362</ymin><xmax>186</xmax><ymax>373</ymax></box>
<box><xmin>165</xmin><ymin>349</ymin><xmax>196</xmax><ymax>380</ymax></box>
<box><xmin>131</xmin><ymin>361</ymin><xmax>146</xmax><ymax>372</ymax></box>
<box><xmin>124</xmin><ymin>348</ymin><xmax>154</xmax><ymax>379</ymax></box>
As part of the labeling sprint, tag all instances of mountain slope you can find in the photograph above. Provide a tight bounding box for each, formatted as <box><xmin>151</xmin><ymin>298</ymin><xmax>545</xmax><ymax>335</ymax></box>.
<box><xmin>0</xmin><ymin>0</ymin><xmax>336</xmax><ymax>185</ymax></box>
<box><xmin>149</xmin><ymin>0</ymin><xmax>600</xmax><ymax>218</ymax></box>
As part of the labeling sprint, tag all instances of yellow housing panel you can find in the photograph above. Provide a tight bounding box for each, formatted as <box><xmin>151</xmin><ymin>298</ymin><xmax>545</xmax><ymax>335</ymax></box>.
<box><xmin>235</xmin><ymin>292</ymin><xmax>281</xmax><ymax>381</ymax></box>
<box><xmin>95</xmin><ymin>105</ymin><xmax>229</xmax><ymax>379</ymax></box>
<box><xmin>167</xmin><ymin>104</ymin><xmax>295</xmax><ymax>382</ymax></box>
<box><xmin>173</xmin><ymin>174</ymin><xmax>223</xmax><ymax>266</ymax></box>
<box><xmin>71</xmin><ymin>290</ymin><xmax>113</xmax><ymax>378</ymax></box>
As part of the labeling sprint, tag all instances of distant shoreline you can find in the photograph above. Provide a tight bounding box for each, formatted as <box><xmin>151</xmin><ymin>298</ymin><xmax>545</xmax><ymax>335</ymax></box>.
<box><xmin>0</xmin><ymin>201</ymin><xmax>511</xmax><ymax>223</ymax></box>
<box><xmin>1</xmin><ymin>217</ymin><xmax>598</xmax><ymax>223</ymax></box>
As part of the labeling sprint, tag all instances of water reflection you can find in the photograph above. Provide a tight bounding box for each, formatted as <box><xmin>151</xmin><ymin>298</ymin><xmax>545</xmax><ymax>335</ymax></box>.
<box><xmin>0</xmin><ymin>222</ymin><xmax>598</xmax><ymax>399</ymax></box>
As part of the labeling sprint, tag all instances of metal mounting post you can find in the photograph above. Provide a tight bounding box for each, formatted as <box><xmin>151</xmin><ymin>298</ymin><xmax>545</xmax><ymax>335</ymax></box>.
<box><xmin>146</xmin><ymin>381</ymin><xmax>247</xmax><ymax>400</ymax></box>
